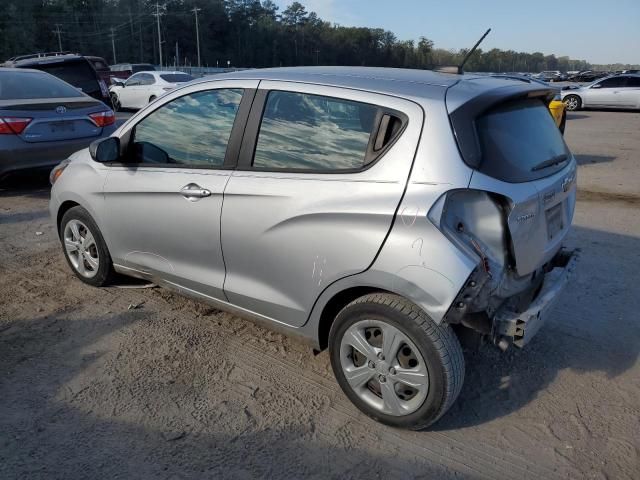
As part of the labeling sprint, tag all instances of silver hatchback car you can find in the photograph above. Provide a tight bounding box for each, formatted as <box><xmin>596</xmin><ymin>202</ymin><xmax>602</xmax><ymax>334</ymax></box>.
<box><xmin>50</xmin><ymin>67</ymin><xmax>578</xmax><ymax>429</ymax></box>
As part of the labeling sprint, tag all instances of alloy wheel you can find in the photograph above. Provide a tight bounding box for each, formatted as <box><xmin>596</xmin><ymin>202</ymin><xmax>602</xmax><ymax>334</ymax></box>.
<box><xmin>63</xmin><ymin>219</ymin><xmax>100</xmax><ymax>279</ymax></box>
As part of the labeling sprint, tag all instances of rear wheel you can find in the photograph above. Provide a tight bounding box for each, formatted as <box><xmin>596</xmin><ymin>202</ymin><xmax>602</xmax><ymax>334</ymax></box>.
<box><xmin>60</xmin><ymin>206</ymin><xmax>115</xmax><ymax>287</ymax></box>
<box><xmin>329</xmin><ymin>293</ymin><xmax>464</xmax><ymax>430</ymax></box>
<box><xmin>564</xmin><ymin>94</ymin><xmax>581</xmax><ymax>111</ymax></box>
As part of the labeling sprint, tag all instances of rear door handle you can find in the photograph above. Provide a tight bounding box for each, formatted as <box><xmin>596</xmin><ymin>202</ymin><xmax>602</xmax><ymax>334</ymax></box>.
<box><xmin>180</xmin><ymin>183</ymin><xmax>211</xmax><ymax>201</ymax></box>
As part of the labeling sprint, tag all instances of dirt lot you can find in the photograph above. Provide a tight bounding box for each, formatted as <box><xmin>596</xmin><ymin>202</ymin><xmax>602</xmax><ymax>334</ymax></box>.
<box><xmin>1</xmin><ymin>110</ymin><xmax>639</xmax><ymax>479</ymax></box>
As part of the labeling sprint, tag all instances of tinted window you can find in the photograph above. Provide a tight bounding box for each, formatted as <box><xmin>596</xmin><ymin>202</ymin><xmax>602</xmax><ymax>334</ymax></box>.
<box><xmin>477</xmin><ymin>98</ymin><xmax>570</xmax><ymax>182</ymax></box>
<box><xmin>0</xmin><ymin>71</ymin><xmax>84</xmax><ymax>100</ymax></box>
<box><xmin>595</xmin><ymin>77</ymin><xmax>626</xmax><ymax>88</ymax></box>
<box><xmin>131</xmin><ymin>89</ymin><xmax>243</xmax><ymax>167</ymax></box>
<box><xmin>253</xmin><ymin>91</ymin><xmax>378</xmax><ymax>170</ymax></box>
<box><xmin>160</xmin><ymin>74</ymin><xmax>194</xmax><ymax>83</ymax></box>
<box><xmin>627</xmin><ymin>77</ymin><xmax>640</xmax><ymax>87</ymax></box>
<box><xmin>33</xmin><ymin>60</ymin><xmax>99</xmax><ymax>95</ymax></box>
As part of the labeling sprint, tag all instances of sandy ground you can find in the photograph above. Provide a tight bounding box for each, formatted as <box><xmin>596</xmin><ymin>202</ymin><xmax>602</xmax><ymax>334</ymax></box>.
<box><xmin>0</xmin><ymin>110</ymin><xmax>639</xmax><ymax>479</ymax></box>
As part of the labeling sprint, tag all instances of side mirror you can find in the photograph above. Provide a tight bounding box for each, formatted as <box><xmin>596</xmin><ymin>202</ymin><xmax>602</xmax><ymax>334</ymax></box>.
<box><xmin>590</xmin><ymin>83</ymin><xmax>601</xmax><ymax>89</ymax></box>
<box><xmin>112</xmin><ymin>79</ymin><xmax>124</xmax><ymax>87</ymax></box>
<box><xmin>89</xmin><ymin>137</ymin><xmax>120</xmax><ymax>162</ymax></box>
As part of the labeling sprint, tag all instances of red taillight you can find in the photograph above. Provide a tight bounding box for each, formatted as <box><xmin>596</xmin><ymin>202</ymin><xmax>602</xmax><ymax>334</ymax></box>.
<box><xmin>0</xmin><ymin>117</ymin><xmax>32</xmax><ymax>135</ymax></box>
<box><xmin>89</xmin><ymin>110</ymin><xmax>116</xmax><ymax>127</ymax></box>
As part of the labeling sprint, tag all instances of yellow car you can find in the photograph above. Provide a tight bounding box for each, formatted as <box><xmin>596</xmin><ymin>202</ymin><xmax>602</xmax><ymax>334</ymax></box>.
<box><xmin>548</xmin><ymin>92</ymin><xmax>567</xmax><ymax>134</ymax></box>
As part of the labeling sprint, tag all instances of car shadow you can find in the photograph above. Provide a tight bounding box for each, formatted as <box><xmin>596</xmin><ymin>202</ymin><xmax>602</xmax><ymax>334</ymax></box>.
<box><xmin>574</xmin><ymin>153</ymin><xmax>617</xmax><ymax>165</ymax></box>
<box><xmin>0</xmin><ymin>170</ymin><xmax>51</xmax><ymax>198</ymax></box>
<box><xmin>434</xmin><ymin>224</ymin><xmax>640</xmax><ymax>430</ymax></box>
<box><xmin>565</xmin><ymin>113</ymin><xmax>590</xmax><ymax>120</ymax></box>
<box><xmin>0</xmin><ymin>310</ymin><xmax>472</xmax><ymax>479</ymax></box>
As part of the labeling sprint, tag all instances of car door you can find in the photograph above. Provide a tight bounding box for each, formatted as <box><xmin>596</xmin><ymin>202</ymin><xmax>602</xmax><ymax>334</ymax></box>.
<box><xmin>118</xmin><ymin>73</ymin><xmax>143</xmax><ymax>108</ymax></box>
<box><xmin>135</xmin><ymin>73</ymin><xmax>157</xmax><ymax>108</ymax></box>
<box><xmin>101</xmin><ymin>80</ymin><xmax>258</xmax><ymax>301</ymax></box>
<box><xmin>583</xmin><ymin>77</ymin><xmax>627</xmax><ymax>107</ymax></box>
<box><xmin>617</xmin><ymin>76</ymin><xmax>640</xmax><ymax>108</ymax></box>
<box><xmin>220</xmin><ymin>82</ymin><xmax>424</xmax><ymax>327</ymax></box>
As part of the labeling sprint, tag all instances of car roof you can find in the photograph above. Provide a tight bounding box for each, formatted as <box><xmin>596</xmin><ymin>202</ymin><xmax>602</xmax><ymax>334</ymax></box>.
<box><xmin>194</xmin><ymin>66</ymin><xmax>541</xmax><ymax>102</ymax></box>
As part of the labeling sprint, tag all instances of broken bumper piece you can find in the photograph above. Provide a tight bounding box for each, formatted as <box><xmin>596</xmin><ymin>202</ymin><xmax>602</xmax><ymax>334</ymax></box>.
<box><xmin>493</xmin><ymin>249</ymin><xmax>579</xmax><ymax>348</ymax></box>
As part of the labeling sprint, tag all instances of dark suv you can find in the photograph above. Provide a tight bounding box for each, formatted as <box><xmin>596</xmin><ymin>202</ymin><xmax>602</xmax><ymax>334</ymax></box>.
<box><xmin>4</xmin><ymin>53</ymin><xmax>113</xmax><ymax>108</ymax></box>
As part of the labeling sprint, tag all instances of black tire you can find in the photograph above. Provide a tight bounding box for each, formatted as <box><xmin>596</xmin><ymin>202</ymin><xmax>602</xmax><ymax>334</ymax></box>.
<box><xmin>110</xmin><ymin>92</ymin><xmax>121</xmax><ymax>112</ymax></box>
<box><xmin>564</xmin><ymin>94</ymin><xmax>581</xmax><ymax>111</ymax></box>
<box><xmin>59</xmin><ymin>206</ymin><xmax>115</xmax><ymax>287</ymax></box>
<box><xmin>559</xmin><ymin>111</ymin><xmax>567</xmax><ymax>134</ymax></box>
<box><xmin>329</xmin><ymin>293</ymin><xmax>464</xmax><ymax>430</ymax></box>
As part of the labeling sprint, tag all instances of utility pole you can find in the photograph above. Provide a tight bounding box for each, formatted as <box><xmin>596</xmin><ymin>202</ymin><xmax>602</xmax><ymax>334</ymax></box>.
<box><xmin>152</xmin><ymin>3</ymin><xmax>165</xmax><ymax>68</ymax></box>
<box><xmin>109</xmin><ymin>28</ymin><xmax>117</xmax><ymax>64</ymax></box>
<box><xmin>175</xmin><ymin>41</ymin><xmax>179</xmax><ymax>67</ymax></box>
<box><xmin>53</xmin><ymin>24</ymin><xmax>62</xmax><ymax>51</ymax></box>
<box><xmin>192</xmin><ymin>6</ymin><xmax>202</xmax><ymax>67</ymax></box>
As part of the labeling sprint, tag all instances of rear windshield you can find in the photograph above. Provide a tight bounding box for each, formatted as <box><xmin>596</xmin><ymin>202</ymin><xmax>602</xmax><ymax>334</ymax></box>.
<box><xmin>160</xmin><ymin>73</ymin><xmax>193</xmax><ymax>83</ymax></box>
<box><xmin>0</xmin><ymin>70</ymin><xmax>84</xmax><ymax>100</ymax></box>
<box><xmin>132</xmin><ymin>64</ymin><xmax>156</xmax><ymax>73</ymax></box>
<box><xmin>32</xmin><ymin>60</ymin><xmax>100</xmax><ymax>96</ymax></box>
<box><xmin>476</xmin><ymin>98</ymin><xmax>569</xmax><ymax>182</ymax></box>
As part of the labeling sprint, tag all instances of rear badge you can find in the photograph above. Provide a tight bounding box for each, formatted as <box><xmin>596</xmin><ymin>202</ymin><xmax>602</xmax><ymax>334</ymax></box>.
<box><xmin>55</xmin><ymin>106</ymin><xmax>67</xmax><ymax>114</ymax></box>
<box><xmin>516</xmin><ymin>213</ymin><xmax>536</xmax><ymax>222</ymax></box>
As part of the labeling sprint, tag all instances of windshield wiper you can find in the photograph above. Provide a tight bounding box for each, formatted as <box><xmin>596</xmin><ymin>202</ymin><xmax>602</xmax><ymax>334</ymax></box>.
<box><xmin>531</xmin><ymin>154</ymin><xmax>568</xmax><ymax>172</ymax></box>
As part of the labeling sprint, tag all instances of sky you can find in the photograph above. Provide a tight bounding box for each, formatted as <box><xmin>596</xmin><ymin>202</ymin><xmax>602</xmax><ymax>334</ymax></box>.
<box><xmin>272</xmin><ymin>0</ymin><xmax>640</xmax><ymax>65</ymax></box>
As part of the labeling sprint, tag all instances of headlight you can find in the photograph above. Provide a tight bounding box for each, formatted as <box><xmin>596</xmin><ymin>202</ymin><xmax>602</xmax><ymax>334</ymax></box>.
<box><xmin>50</xmin><ymin>159</ymin><xmax>71</xmax><ymax>185</ymax></box>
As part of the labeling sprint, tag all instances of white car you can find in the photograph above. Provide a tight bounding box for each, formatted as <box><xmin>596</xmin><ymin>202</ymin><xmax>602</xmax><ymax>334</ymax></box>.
<box><xmin>561</xmin><ymin>74</ymin><xmax>640</xmax><ymax>111</ymax></box>
<box><xmin>109</xmin><ymin>71</ymin><xmax>194</xmax><ymax>110</ymax></box>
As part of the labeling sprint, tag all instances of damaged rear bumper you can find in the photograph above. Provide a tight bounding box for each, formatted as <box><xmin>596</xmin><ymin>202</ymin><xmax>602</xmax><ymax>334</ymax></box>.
<box><xmin>493</xmin><ymin>249</ymin><xmax>579</xmax><ymax>348</ymax></box>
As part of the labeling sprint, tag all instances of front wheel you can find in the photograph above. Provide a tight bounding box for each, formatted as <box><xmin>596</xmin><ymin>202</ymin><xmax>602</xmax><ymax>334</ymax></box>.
<box><xmin>329</xmin><ymin>293</ymin><xmax>464</xmax><ymax>430</ymax></box>
<box><xmin>110</xmin><ymin>92</ymin><xmax>121</xmax><ymax>111</ymax></box>
<box><xmin>60</xmin><ymin>206</ymin><xmax>115</xmax><ymax>287</ymax></box>
<box><xmin>564</xmin><ymin>94</ymin><xmax>581</xmax><ymax>111</ymax></box>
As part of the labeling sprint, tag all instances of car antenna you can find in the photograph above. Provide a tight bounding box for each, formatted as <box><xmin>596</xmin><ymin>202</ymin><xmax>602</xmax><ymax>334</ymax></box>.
<box><xmin>436</xmin><ymin>28</ymin><xmax>492</xmax><ymax>75</ymax></box>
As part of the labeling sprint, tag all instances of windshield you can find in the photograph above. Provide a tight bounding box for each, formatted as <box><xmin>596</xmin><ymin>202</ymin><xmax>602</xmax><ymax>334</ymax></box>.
<box><xmin>160</xmin><ymin>73</ymin><xmax>194</xmax><ymax>83</ymax></box>
<box><xmin>476</xmin><ymin>98</ymin><xmax>569</xmax><ymax>182</ymax></box>
<box><xmin>0</xmin><ymin>70</ymin><xmax>84</xmax><ymax>100</ymax></box>
<box><xmin>33</xmin><ymin>60</ymin><xmax>100</xmax><ymax>96</ymax></box>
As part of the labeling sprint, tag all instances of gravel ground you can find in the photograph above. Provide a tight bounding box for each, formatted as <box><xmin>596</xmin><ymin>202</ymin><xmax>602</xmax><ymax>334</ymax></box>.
<box><xmin>0</xmin><ymin>110</ymin><xmax>639</xmax><ymax>479</ymax></box>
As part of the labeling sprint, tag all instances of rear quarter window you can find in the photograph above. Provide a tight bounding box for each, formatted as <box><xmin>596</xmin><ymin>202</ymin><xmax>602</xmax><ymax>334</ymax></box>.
<box><xmin>476</xmin><ymin>98</ymin><xmax>570</xmax><ymax>182</ymax></box>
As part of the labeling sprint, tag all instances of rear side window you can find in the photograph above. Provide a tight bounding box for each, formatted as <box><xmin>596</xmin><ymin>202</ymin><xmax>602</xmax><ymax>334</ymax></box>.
<box><xmin>0</xmin><ymin>71</ymin><xmax>84</xmax><ymax>99</ymax></box>
<box><xmin>253</xmin><ymin>91</ymin><xmax>379</xmax><ymax>171</ymax></box>
<box><xmin>476</xmin><ymin>98</ymin><xmax>569</xmax><ymax>182</ymax></box>
<box><xmin>33</xmin><ymin>60</ymin><xmax>99</xmax><ymax>95</ymax></box>
<box><xmin>130</xmin><ymin>89</ymin><xmax>243</xmax><ymax>167</ymax></box>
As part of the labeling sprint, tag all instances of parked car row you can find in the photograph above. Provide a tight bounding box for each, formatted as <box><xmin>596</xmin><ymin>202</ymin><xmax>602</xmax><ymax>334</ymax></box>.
<box><xmin>109</xmin><ymin>71</ymin><xmax>194</xmax><ymax>110</ymax></box>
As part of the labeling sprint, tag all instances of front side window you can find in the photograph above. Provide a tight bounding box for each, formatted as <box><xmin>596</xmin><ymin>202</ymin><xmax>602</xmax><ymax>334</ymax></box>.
<box><xmin>594</xmin><ymin>77</ymin><xmax>626</xmax><ymax>88</ymax></box>
<box><xmin>253</xmin><ymin>91</ymin><xmax>378</xmax><ymax>171</ymax></box>
<box><xmin>130</xmin><ymin>89</ymin><xmax>243</xmax><ymax>167</ymax></box>
<box><xmin>626</xmin><ymin>77</ymin><xmax>640</xmax><ymax>87</ymax></box>
<box><xmin>138</xmin><ymin>74</ymin><xmax>155</xmax><ymax>86</ymax></box>
<box><xmin>125</xmin><ymin>74</ymin><xmax>142</xmax><ymax>87</ymax></box>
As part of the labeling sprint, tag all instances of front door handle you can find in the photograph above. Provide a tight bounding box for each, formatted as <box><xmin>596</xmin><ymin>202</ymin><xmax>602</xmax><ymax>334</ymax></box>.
<box><xmin>180</xmin><ymin>183</ymin><xmax>211</xmax><ymax>201</ymax></box>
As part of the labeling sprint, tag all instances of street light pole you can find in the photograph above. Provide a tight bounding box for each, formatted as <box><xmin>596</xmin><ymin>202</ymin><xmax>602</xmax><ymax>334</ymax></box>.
<box><xmin>153</xmin><ymin>3</ymin><xmax>165</xmax><ymax>68</ymax></box>
<box><xmin>53</xmin><ymin>24</ymin><xmax>63</xmax><ymax>51</ymax></box>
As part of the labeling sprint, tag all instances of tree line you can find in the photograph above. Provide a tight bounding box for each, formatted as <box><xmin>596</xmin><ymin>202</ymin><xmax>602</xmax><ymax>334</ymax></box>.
<box><xmin>1</xmin><ymin>0</ymin><xmax>637</xmax><ymax>72</ymax></box>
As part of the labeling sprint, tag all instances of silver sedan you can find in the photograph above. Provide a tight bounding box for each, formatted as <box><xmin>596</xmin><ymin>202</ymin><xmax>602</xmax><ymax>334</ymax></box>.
<box><xmin>562</xmin><ymin>74</ymin><xmax>640</xmax><ymax>111</ymax></box>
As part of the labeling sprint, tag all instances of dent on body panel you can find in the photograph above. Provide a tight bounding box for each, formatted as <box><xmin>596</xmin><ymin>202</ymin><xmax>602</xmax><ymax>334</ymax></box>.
<box><xmin>372</xmin><ymin>183</ymin><xmax>477</xmax><ymax>323</ymax></box>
